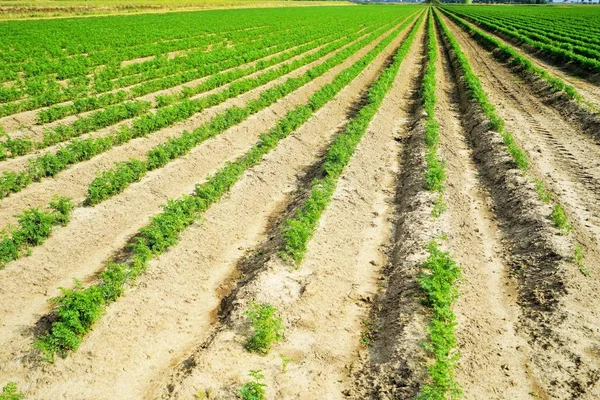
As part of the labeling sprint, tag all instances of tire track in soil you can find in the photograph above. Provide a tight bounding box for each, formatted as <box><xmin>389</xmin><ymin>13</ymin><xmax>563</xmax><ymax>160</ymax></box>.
<box><xmin>0</xmin><ymin>26</ymin><xmax>379</xmax><ymax>230</ymax></box>
<box><xmin>466</xmin><ymin>23</ymin><xmax>600</xmax><ymax>111</ymax></box>
<box><xmin>435</xmin><ymin>29</ymin><xmax>539</xmax><ymax>400</ymax></box>
<box><xmin>0</xmin><ymin>20</ymin><xmax>414</xmax><ymax>399</ymax></box>
<box><xmin>442</xmin><ymin>13</ymin><xmax>600</xmax><ymax>399</ymax></box>
<box><xmin>152</xmin><ymin>19</ymin><xmax>426</xmax><ymax>400</ymax></box>
<box><xmin>442</xmin><ymin>13</ymin><xmax>600</xmax><ymax>250</ymax></box>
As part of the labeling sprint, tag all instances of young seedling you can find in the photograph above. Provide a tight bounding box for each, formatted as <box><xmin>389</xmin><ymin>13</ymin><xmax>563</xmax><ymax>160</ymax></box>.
<box><xmin>569</xmin><ymin>245</ymin><xmax>590</xmax><ymax>277</ymax></box>
<box><xmin>0</xmin><ymin>382</ymin><xmax>24</xmax><ymax>400</ymax></box>
<box><xmin>244</xmin><ymin>301</ymin><xmax>284</xmax><ymax>354</ymax></box>
<box><xmin>549</xmin><ymin>204</ymin><xmax>572</xmax><ymax>234</ymax></box>
<box><xmin>279</xmin><ymin>354</ymin><xmax>293</xmax><ymax>373</ymax></box>
<box><xmin>238</xmin><ymin>370</ymin><xmax>266</xmax><ymax>400</ymax></box>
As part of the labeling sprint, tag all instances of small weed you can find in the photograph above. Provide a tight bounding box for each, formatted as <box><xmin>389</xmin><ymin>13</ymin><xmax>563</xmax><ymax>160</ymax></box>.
<box><xmin>279</xmin><ymin>354</ymin><xmax>293</xmax><ymax>373</ymax></box>
<box><xmin>549</xmin><ymin>204</ymin><xmax>572</xmax><ymax>234</ymax></box>
<box><xmin>534</xmin><ymin>179</ymin><xmax>552</xmax><ymax>204</ymax></box>
<box><xmin>432</xmin><ymin>193</ymin><xmax>446</xmax><ymax>218</ymax></box>
<box><xmin>194</xmin><ymin>388</ymin><xmax>213</xmax><ymax>399</ymax></box>
<box><xmin>238</xmin><ymin>370</ymin><xmax>266</xmax><ymax>400</ymax></box>
<box><xmin>360</xmin><ymin>318</ymin><xmax>375</xmax><ymax>347</ymax></box>
<box><xmin>244</xmin><ymin>302</ymin><xmax>284</xmax><ymax>354</ymax></box>
<box><xmin>0</xmin><ymin>382</ymin><xmax>24</xmax><ymax>400</ymax></box>
<box><xmin>569</xmin><ymin>245</ymin><xmax>590</xmax><ymax>276</ymax></box>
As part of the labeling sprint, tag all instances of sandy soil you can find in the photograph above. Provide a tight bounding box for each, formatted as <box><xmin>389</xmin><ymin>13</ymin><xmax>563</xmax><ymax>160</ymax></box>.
<box><xmin>0</xmin><ymin>18</ymin><xmax>412</xmax><ymax>398</ymax></box>
<box><xmin>153</xmin><ymin>19</ymin><xmax>425</xmax><ymax>400</ymax></box>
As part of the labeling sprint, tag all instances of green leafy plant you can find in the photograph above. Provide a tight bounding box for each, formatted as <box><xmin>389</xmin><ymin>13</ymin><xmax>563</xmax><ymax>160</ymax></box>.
<box><xmin>417</xmin><ymin>241</ymin><xmax>462</xmax><ymax>400</ymax></box>
<box><xmin>238</xmin><ymin>370</ymin><xmax>266</xmax><ymax>400</ymax></box>
<box><xmin>569</xmin><ymin>244</ymin><xmax>589</xmax><ymax>277</ymax></box>
<box><xmin>549</xmin><ymin>204</ymin><xmax>572</xmax><ymax>234</ymax></box>
<box><xmin>0</xmin><ymin>382</ymin><xmax>24</xmax><ymax>400</ymax></box>
<box><xmin>244</xmin><ymin>302</ymin><xmax>284</xmax><ymax>354</ymax></box>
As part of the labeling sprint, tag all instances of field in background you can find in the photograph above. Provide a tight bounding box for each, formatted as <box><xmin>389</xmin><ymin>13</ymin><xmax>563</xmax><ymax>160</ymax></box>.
<box><xmin>0</xmin><ymin>4</ymin><xmax>599</xmax><ymax>399</ymax></box>
<box><xmin>0</xmin><ymin>0</ymin><xmax>351</xmax><ymax>20</ymax></box>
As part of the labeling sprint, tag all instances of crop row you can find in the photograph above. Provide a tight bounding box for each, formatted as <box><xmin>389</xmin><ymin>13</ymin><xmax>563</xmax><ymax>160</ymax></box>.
<box><xmin>0</xmin><ymin>20</ymin><xmax>383</xmax><ymax>200</ymax></box>
<box><xmin>0</xmin><ymin>21</ymin><xmax>343</xmax><ymax>118</ymax></box>
<box><xmin>33</xmin><ymin>32</ymin><xmax>336</xmax><ymax>124</ymax></box>
<box><xmin>281</xmin><ymin>12</ymin><xmax>423</xmax><ymax>264</ymax></box>
<box><xmin>435</xmin><ymin>11</ymin><xmax>574</xmax><ymax>234</ymax></box>
<box><xmin>441</xmin><ymin>11</ymin><xmax>586</xmax><ymax>109</ymax></box>
<box><xmin>443</xmin><ymin>7</ymin><xmax>600</xmax><ymax>75</ymax></box>
<box><xmin>1</xmin><ymin>27</ymin><xmax>352</xmax><ymax>158</ymax></box>
<box><xmin>82</xmin><ymin>20</ymin><xmax>400</xmax><ymax>205</ymax></box>
<box><xmin>416</xmin><ymin>12</ymin><xmax>460</xmax><ymax>400</ymax></box>
<box><xmin>0</xmin><ymin>196</ymin><xmax>73</xmax><ymax>268</ymax></box>
<box><xmin>35</xmin><ymin>9</ymin><xmax>420</xmax><ymax>360</ymax></box>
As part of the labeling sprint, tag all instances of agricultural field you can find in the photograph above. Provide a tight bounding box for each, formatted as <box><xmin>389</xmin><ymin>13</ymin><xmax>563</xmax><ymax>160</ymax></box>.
<box><xmin>0</xmin><ymin>4</ymin><xmax>599</xmax><ymax>399</ymax></box>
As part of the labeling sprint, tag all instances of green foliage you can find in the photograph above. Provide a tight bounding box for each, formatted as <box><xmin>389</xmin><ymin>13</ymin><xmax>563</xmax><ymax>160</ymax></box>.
<box><xmin>244</xmin><ymin>302</ymin><xmax>284</xmax><ymax>354</ymax></box>
<box><xmin>0</xmin><ymin>382</ymin><xmax>24</xmax><ymax>400</ymax></box>
<box><xmin>238</xmin><ymin>370</ymin><xmax>266</xmax><ymax>400</ymax></box>
<box><xmin>569</xmin><ymin>245</ymin><xmax>589</xmax><ymax>277</ymax></box>
<box><xmin>417</xmin><ymin>241</ymin><xmax>462</xmax><ymax>400</ymax></box>
<box><xmin>549</xmin><ymin>204</ymin><xmax>572</xmax><ymax>234</ymax></box>
<box><xmin>0</xmin><ymin>196</ymin><xmax>74</xmax><ymax>268</ymax></box>
<box><xmin>534</xmin><ymin>179</ymin><xmax>552</xmax><ymax>204</ymax></box>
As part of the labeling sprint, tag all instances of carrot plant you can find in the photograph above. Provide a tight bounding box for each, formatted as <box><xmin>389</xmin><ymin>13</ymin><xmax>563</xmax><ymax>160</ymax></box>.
<box><xmin>0</xmin><ymin>196</ymin><xmax>73</xmax><ymax>268</ymax></box>
<box><xmin>0</xmin><ymin>382</ymin><xmax>23</xmax><ymax>400</ymax></box>
<box><xmin>244</xmin><ymin>302</ymin><xmax>284</xmax><ymax>354</ymax></box>
<box><xmin>35</xmin><ymin>13</ymin><xmax>419</xmax><ymax>360</ymax></box>
<box><xmin>416</xmin><ymin>241</ymin><xmax>462</xmax><ymax>400</ymax></box>
<box><xmin>238</xmin><ymin>370</ymin><xmax>267</xmax><ymax>400</ymax></box>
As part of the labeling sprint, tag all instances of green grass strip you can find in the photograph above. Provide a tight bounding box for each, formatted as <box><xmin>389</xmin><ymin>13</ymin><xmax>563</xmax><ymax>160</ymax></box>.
<box><xmin>35</xmin><ymin>11</ymin><xmax>419</xmax><ymax>361</ymax></box>
<box><xmin>84</xmin><ymin>17</ymin><xmax>413</xmax><ymax>206</ymax></box>
<box><xmin>434</xmin><ymin>10</ymin><xmax>528</xmax><ymax>171</ymax></box>
<box><xmin>0</xmin><ymin>23</ymin><xmax>379</xmax><ymax>200</ymax></box>
<box><xmin>280</xmin><ymin>12</ymin><xmax>424</xmax><ymax>265</ymax></box>
<box><xmin>0</xmin><ymin>196</ymin><xmax>73</xmax><ymax>269</ymax></box>
<box><xmin>416</xmin><ymin>241</ymin><xmax>462</xmax><ymax>400</ymax></box>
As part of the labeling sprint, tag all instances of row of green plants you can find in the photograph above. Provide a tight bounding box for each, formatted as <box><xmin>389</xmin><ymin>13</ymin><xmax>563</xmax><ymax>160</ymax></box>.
<box><xmin>35</xmin><ymin>11</ymin><xmax>418</xmax><ymax>360</ymax></box>
<box><xmin>444</xmin><ymin>6</ymin><xmax>600</xmax><ymax>55</ymax></box>
<box><xmin>0</xmin><ymin>101</ymin><xmax>151</xmax><ymax>160</ymax></box>
<box><xmin>34</xmin><ymin>27</ymin><xmax>350</xmax><ymax>125</ymax></box>
<box><xmin>422</xmin><ymin>13</ymin><xmax>447</xmax><ymax>218</ymax></box>
<box><xmin>441</xmin><ymin>10</ymin><xmax>585</xmax><ymax>105</ymax></box>
<box><xmin>280</xmin><ymin>12</ymin><xmax>423</xmax><ymax>264</ymax></box>
<box><xmin>0</xmin><ymin>10</ymin><xmax>398</xmax><ymax>119</ymax></box>
<box><xmin>455</xmin><ymin>12</ymin><xmax>600</xmax><ymax>61</ymax></box>
<box><xmin>416</xmin><ymin>13</ymin><xmax>461</xmax><ymax>400</ymax></box>
<box><xmin>443</xmin><ymin>8</ymin><xmax>600</xmax><ymax>75</ymax></box>
<box><xmin>435</xmin><ymin>10</ymin><xmax>575</xmax><ymax>234</ymax></box>
<box><xmin>83</xmin><ymin>20</ymin><xmax>402</xmax><ymax>205</ymax></box>
<box><xmin>0</xmin><ymin>196</ymin><xmax>73</xmax><ymax>268</ymax></box>
<box><xmin>0</xmin><ymin>23</ymin><xmax>324</xmax><ymax>119</ymax></box>
<box><xmin>0</xmin><ymin>22</ymin><xmax>381</xmax><ymax>200</ymax></box>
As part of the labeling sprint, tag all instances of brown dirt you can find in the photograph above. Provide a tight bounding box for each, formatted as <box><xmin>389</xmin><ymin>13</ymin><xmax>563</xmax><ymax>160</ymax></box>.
<box><xmin>0</xmin><ymin>20</ymin><xmax>410</xmax><ymax>398</ymax></box>
<box><xmin>435</xmin><ymin>27</ymin><xmax>537</xmax><ymax>400</ymax></box>
<box><xmin>151</xmin><ymin>19</ymin><xmax>424</xmax><ymax>400</ymax></box>
<box><xmin>442</xmin><ymin>13</ymin><xmax>600</xmax><ymax>399</ymax></box>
